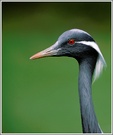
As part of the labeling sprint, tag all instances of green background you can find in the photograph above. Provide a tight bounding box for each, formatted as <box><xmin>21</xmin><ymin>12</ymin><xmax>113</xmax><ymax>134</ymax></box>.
<box><xmin>2</xmin><ymin>2</ymin><xmax>111</xmax><ymax>133</ymax></box>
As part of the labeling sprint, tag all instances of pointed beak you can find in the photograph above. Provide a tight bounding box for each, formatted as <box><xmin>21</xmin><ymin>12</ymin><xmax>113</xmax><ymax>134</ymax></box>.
<box><xmin>30</xmin><ymin>41</ymin><xmax>60</xmax><ymax>60</ymax></box>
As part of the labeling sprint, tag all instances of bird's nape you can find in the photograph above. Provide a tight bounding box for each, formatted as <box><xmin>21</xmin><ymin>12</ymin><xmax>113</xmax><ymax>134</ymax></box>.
<box><xmin>30</xmin><ymin>29</ymin><xmax>106</xmax><ymax>133</ymax></box>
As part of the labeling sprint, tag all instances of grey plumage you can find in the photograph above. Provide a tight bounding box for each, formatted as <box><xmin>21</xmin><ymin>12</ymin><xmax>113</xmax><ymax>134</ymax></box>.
<box><xmin>30</xmin><ymin>29</ymin><xmax>106</xmax><ymax>133</ymax></box>
<box><xmin>78</xmin><ymin>56</ymin><xmax>101</xmax><ymax>133</ymax></box>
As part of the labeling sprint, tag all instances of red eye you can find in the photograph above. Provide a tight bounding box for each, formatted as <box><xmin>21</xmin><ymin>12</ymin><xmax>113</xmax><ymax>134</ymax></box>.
<box><xmin>68</xmin><ymin>39</ymin><xmax>75</xmax><ymax>45</ymax></box>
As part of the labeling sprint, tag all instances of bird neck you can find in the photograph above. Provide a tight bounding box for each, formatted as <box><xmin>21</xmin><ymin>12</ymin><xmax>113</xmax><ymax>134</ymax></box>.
<box><xmin>78</xmin><ymin>57</ymin><xmax>102</xmax><ymax>133</ymax></box>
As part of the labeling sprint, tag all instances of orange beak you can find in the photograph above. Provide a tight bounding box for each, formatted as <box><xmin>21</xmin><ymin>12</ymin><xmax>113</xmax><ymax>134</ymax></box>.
<box><xmin>30</xmin><ymin>41</ymin><xmax>60</xmax><ymax>60</ymax></box>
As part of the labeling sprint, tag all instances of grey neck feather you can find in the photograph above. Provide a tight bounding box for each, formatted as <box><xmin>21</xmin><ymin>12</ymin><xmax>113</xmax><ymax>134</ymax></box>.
<box><xmin>78</xmin><ymin>57</ymin><xmax>102</xmax><ymax>133</ymax></box>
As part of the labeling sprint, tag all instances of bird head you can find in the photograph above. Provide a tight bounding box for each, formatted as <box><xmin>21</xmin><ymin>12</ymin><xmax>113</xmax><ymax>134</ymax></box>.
<box><xmin>30</xmin><ymin>29</ymin><xmax>106</xmax><ymax>81</ymax></box>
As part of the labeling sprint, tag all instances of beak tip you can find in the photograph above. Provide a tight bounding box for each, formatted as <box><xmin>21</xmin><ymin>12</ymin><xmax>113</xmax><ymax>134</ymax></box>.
<box><xmin>30</xmin><ymin>54</ymin><xmax>41</xmax><ymax>60</ymax></box>
<box><xmin>30</xmin><ymin>52</ymin><xmax>45</xmax><ymax>60</ymax></box>
<box><xmin>29</xmin><ymin>56</ymin><xmax>34</xmax><ymax>60</ymax></box>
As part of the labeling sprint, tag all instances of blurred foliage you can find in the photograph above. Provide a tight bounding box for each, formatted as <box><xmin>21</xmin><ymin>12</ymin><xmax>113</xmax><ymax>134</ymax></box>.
<box><xmin>2</xmin><ymin>2</ymin><xmax>111</xmax><ymax>133</ymax></box>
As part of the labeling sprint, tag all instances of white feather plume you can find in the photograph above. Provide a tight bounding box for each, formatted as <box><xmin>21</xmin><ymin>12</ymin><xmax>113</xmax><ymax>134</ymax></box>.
<box><xmin>77</xmin><ymin>41</ymin><xmax>107</xmax><ymax>82</ymax></box>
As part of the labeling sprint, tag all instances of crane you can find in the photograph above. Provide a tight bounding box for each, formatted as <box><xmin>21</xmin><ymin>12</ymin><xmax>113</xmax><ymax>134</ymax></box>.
<box><xmin>30</xmin><ymin>29</ymin><xmax>106</xmax><ymax>133</ymax></box>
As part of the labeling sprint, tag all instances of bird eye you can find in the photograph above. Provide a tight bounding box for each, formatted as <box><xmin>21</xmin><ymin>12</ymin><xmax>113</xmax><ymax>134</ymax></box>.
<box><xmin>68</xmin><ymin>39</ymin><xmax>75</xmax><ymax>45</ymax></box>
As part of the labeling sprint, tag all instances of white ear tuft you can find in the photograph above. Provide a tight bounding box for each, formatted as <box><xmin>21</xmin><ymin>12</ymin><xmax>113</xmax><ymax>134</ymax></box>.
<box><xmin>77</xmin><ymin>41</ymin><xmax>106</xmax><ymax>82</ymax></box>
<box><xmin>93</xmin><ymin>52</ymin><xmax>106</xmax><ymax>82</ymax></box>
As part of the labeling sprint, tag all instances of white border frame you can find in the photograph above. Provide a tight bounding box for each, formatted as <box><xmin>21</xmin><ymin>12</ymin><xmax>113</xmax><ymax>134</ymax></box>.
<box><xmin>0</xmin><ymin>0</ymin><xmax>2</xmax><ymax>134</ymax></box>
<box><xmin>0</xmin><ymin>1</ymin><xmax>112</xmax><ymax>135</ymax></box>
